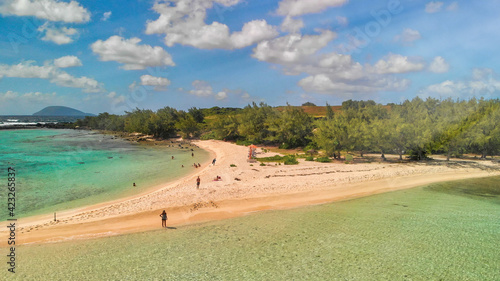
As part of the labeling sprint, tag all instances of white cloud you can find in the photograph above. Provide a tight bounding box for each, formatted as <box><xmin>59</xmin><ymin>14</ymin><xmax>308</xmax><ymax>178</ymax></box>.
<box><xmin>0</xmin><ymin>0</ymin><xmax>90</xmax><ymax>23</ymax></box>
<box><xmin>38</xmin><ymin>23</ymin><xmax>78</xmax><ymax>45</ymax></box>
<box><xmin>215</xmin><ymin>91</ymin><xmax>228</xmax><ymax>100</ymax></box>
<box><xmin>140</xmin><ymin>75</ymin><xmax>170</xmax><ymax>87</ymax></box>
<box><xmin>423</xmin><ymin>68</ymin><xmax>500</xmax><ymax>98</ymax></box>
<box><xmin>428</xmin><ymin>56</ymin><xmax>449</xmax><ymax>73</ymax></box>
<box><xmin>394</xmin><ymin>28</ymin><xmax>421</xmax><ymax>43</ymax></box>
<box><xmin>446</xmin><ymin>2</ymin><xmax>458</xmax><ymax>11</ymax></box>
<box><xmin>298</xmin><ymin>74</ymin><xmax>410</xmax><ymax>96</ymax></box>
<box><xmin>53</xmin><ymin>55</ymin><xmax>82</xmax><ymax>68</ymax></box>
<box><xmin>101</xmin><ymin>11</ymin><xmax>111</xmax><ymax>21</ymax></box>
<box><xmin>107</xmin><ymin>91</ymin><xmax>125</xmax><ymax>105</ymax></box>
<box><xmin>140</xmin><ymin>75</ymin><xmax>171</xmax><ymax>91</ymax></box>
<box><xmin>145</xmin><ymin>0</ymin><xmax>278</xmax><ymax>49</ymax></box>
<box><xmin>128</xmin><ymin>81</ymin><xmax>137</xmax><ymax>91</ymax></box>
<box><xmin>371</xmin><ymin>54</ymin><xmax>425</xmax><ymax>74</ymax></box>
<box><xmin>0</xmin><ymin>61</ymin><xmax>103</xmax><ymax>93</ymax></box>
<box><xmin>276</xmin><ymin>0</ymin><xmax>348</xmax><ymax>16</ymax></box>
<box><xmin>281</xmin><ymin>16</ymin><xmax>304</xmax><ymax>33</ymax></box>
<box><xmin>189</xmin><ymin>80</ymin><xmax>213</xmax><ymax>97</ymax></box>
<box><xmin>425</xmin><ymin>1</ymin><xmax>443</xmax><ymax>13</ymax></box>
<box><xmin>91</xmin><ymin>36</ymin><xmax>175</xmax><ymax>70</ymax></box>
<box><xmin>252</xmin><ymin>32</ymin><xmax>429</xmax><ymax>95</ymax></box>
<box><xmin>252</xmin><ymin>31</ymin><xmax>336</xmax><ymax>64</ymax></box>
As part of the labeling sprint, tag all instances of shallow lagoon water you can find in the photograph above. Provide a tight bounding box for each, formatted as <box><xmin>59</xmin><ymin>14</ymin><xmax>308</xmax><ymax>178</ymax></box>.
<box><xmin>0</xmin><ymin>129</ymin><xmax>209</xmax><ymax>220</ymax></box>
<box><xmin>9</xmin><ymin>176</ymin><xmax>500</xmax><ymax>280</ymax></box>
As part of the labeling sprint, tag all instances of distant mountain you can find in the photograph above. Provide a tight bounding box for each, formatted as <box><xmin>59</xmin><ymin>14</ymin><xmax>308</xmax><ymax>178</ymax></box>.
<box><xmin>33</xmin><ymin>106</ymin><xmax>95</xmax><ymax>116</ymax></box>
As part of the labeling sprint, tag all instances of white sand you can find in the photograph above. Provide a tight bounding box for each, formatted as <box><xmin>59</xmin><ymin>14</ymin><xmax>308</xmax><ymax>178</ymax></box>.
<box><xmin>2</xmin><ymin>140</ymin><xmax>499</xmax><ymax>245</ymax></box>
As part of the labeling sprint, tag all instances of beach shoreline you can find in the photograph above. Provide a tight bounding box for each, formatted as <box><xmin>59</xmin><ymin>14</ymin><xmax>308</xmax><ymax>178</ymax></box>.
<box><xmin>2</xmin><ymin>140</ymin><xmax>499</xmax><ymax>246</ymax></box>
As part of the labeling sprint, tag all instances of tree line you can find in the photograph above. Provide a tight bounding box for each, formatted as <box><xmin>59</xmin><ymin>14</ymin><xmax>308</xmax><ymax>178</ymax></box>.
<box><xmin>74</xmin><ymin>97</ymin><xmax>500</xmax><ymax>159</ymax></box>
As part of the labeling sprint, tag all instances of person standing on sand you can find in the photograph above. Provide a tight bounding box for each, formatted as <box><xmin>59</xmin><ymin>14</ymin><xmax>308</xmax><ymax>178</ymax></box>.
<box><xmin>196</xmin><ymin>176</ymin><xmax>201</xmax><ymax>189</ymax></box>
<box><xmin>212</xmin><ymin>158</ymin><xmax>216</xmax><ymax>165</ymax></box>
<box><xmin>160</xmin><ymin>210</ymin><xmax>167</xmax><ymax>228</ymax></box>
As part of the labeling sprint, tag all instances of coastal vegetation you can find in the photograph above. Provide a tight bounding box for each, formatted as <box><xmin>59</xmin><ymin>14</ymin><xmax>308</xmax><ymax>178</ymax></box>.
<box><xmin>74</xmin><ymin>97</ymin><xmax>500</xmax><ymax>159</ymax></box>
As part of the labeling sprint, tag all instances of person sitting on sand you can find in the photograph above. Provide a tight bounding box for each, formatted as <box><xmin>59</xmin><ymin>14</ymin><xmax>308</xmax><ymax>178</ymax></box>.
<box><xmin>196</xmin><ymin>176</ymin><xmax>201</xmax><ymax>189</ymax></box>
<box><xmin>214</xmin><ymin>175</ymin><xmax>222</xmax><ymax>181</ymax></box>
<box><xmin>160</xmin><ymin>210</ymin><xmax>168</xmax><ymax>228</ymax></box>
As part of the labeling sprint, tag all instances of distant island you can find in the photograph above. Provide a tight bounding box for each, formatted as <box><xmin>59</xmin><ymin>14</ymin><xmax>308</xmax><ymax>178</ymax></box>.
<box><xmin>33</xmin><ymin>106</ymin><xmax>95</xmax><ymax>116</ymax></box>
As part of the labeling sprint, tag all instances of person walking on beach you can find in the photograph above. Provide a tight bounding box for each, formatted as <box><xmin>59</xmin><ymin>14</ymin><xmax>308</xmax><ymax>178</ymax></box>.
<box><xmin>212</xmin><ymin>158</ymin><xmax>216</xmax><ymax>165</ymax></box>
<box><xmin>196</xmin><ymin>176</ymin><xmax>201</xmax><ymax>189</ymax></box>
<box><xmin>160</xmin><ymin>210</ymin><xmax>168</xmax><ymax>228</ymax></box>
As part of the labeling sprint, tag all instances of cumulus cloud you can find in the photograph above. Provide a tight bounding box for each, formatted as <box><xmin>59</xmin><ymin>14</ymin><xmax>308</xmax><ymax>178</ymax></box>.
<box><xmin>423</xmin><ymin>68</ymin><xmax>500</xmax><ymax>98</ymax></box>
<box><xmin>183</xmin><ymin>80</ymin><xmax>248</xmax><ymax>101</ymax></box>
<box><xmin>145</xmin><ymin>0</ymin><xmax>278</xmax><ymax>49</ymax></box>
<box><xmin>252</xmin><ymin>31</ymin><xmax>430</xmax><ymax>95</ymax></box>
<box><xmin>101</xmin><ymin>11</ymin><xmax>111</xmax><ymax>21</ymax></box>
<box><xmin>107</xmin><ymin>91</ymin><xmax>125</xmax><ymax>105</ymax></box>
<box><xmin>276</xmin><ymin>0</ymin><xmax>348</xmax><ymax>17</ymax></box>
<box><xmin>91</xmin><ymin>36</ymin><xmax>175</xmax><ymax>70</ymax></box>
<box><xmin>0</xmin><ymin>0</ymin><xmax>90</xmax><ymax>23</ymax></box>
<box><xmin>281</xmin><ymin>16</ymin><xmax>304</xmax><ymax>33</ymax></box>
<box><xmin>140</xmin><ymin>75</ymin><xmax>170</xmax><ymax>87</ymax></box>
<box><xmin>38</xmin><ymin>23</ymin><xmax>78</xmax><ymax>45</ymax></box>
<box><xmin>215</xmin><ymin>91</ymin><xmax>228</xmax><ymax>100</ymax></box>
<box><xmin>371</xmin><ymin>54</ymin><xmax>425</xmax><ymax>74</ymax></box>
<box><xmin>53</xmin><ymin>55</ymin><xmax>82</xmax><ymax>68</ymax></box>
<box><xmin>425</xmin><ymin>1</ymin><xmax>443</xmax><ymax>13</ymax></box>
<box><xmin>140</xmin><ymin>75</ymin><xmax>171</xmax><ymax>91</ymax></box>
<box><xmin>394</xmin><ymin>28</ymin><xmax>421</xmax><ymax>43</ymax></box>
<box><xmin>0</xmin><ymin>60</ymin><xmax>103</xmax><ymax>93</ymax></box>
<box><xmin>189</xmin><ymin>80</ymin><xmax>213</xmax><ymax>97</ymax></box>
<box><xmin>252</xmin><ymin>31</ymin><xmax>336</xmax><ymax>64</ymax></box>
<box><xmin>428</xmin><ymin>56</ymin><xmax>449</xmax><ymax>73</ymax></box>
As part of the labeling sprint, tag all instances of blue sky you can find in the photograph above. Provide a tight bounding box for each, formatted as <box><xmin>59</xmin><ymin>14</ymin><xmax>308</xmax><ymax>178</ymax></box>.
<box><xmin>1</xmin><ymin>0</ymin><xmax>499</xmax><ymax>115</ymax></box>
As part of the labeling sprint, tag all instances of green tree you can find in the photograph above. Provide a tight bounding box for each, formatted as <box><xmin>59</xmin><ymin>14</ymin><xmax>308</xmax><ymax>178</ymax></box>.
<box><xmin>325</xmin><ymin>102</ymin><xmax>334</xmax><ymax>120</ymax></box>
<box><xmin>210</xmin><ymin>114</ymin><xmax>240</xmax><ymax>140</ymax></box>
<box><xmin>175</xmin><ymin>112</ymin><xmax>200</xmax><ymax>139</ymax></box>
<box><xmin>267</xmin><ymin>104</ymin><xmax>313</xmax><ymax>148</ymax></box>
<box><xmin>188</xmin><ymin>107</ymin><xmax>205</xmax><ymax>123</ymax></box>
<box><xmin>238</xmin><ymin>102</ymin><xmax>276</xmax><ymax>143</ymax></box>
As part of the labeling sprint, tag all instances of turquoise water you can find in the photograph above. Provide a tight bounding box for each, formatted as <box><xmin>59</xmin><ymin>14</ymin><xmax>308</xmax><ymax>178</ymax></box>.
<box><xmin>0</xmin><ymin>129</ymin><xmax>209</xmax><ymax>220</ymax></box>
<box><xmin>8</xmin><ymin>176</ymin><xmax>500</xmax><ymax>280</ymax></box>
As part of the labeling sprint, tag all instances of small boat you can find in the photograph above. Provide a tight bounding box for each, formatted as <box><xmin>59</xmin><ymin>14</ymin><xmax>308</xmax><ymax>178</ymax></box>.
<box><xmin>7</xmin><ymin>119</ymin><xmax>19</xmax><ymax>122</ymax></box>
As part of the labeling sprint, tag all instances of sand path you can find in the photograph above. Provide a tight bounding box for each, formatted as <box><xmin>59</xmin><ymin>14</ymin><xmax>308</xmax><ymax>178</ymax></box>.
<box><xmin>2</xmin><ymin>140</ymin><xmax>499</xmax><ymax>246</ymax></box>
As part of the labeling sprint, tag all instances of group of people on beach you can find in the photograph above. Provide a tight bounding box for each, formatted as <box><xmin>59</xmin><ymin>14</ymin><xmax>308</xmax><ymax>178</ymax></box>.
<box><xmin>160</xmin><ymin>154</ymin><xmax>221</xmax><ymax>228</ymax></box>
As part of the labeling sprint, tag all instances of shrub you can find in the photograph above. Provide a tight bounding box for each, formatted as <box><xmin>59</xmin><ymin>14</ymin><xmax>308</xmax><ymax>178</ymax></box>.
<box><xmin>230</xmin><ymin>164</ymin><xmax>237</xmax><ymax>167</ymax></box>
<box><xmin>315</xmin><ymin>156</ymin><xmax>332</xmax><ymax>163</ymax></box>
<box><xmin>236</xmin><ymin>139</ymin><xmax>254</xmax><ymax>146</ymax></box>
<box><xmin>284</xmin><ymin>155</ymin><xmax>299</xmax><ymax>165</ymax></box>
<box><xmin>260</xmin><ymin>163</ymin><xmax>266</xmax><ymax>166</ymax></box>
<box><xmin>200</xmin><ymin>131</ymin><xmax>216</xmax><ymax>140</ymax></box>
<box><xmin>305</xmin><ymin>156</ymin><xmax>314</xmax><ymax>161</ymax></box>
<box><xmin>257</xmin><ymin>155</ymin><xmax>285</xmax><ymax>162</ymax></box>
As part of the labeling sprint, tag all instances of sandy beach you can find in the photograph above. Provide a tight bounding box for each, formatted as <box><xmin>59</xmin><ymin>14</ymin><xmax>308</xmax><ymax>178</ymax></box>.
<box><xmin>3</xmin><ymin>140</ymin><xmax>499</xmax><ymax>246</ymax></box>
